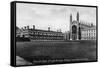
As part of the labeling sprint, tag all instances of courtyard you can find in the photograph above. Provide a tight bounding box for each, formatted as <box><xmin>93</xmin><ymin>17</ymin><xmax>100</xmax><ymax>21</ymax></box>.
<box><xmin>16</xmin><ymin>40</ymin><xmax>97</xmax><ymax>65</ymax></box>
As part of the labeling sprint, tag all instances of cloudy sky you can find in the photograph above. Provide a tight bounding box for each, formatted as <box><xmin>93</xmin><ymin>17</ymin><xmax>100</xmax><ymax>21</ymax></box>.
<box><xmin>16</xmin><ymin>3</ymin><xmax>96</xmax><ymax>32</ymax></box>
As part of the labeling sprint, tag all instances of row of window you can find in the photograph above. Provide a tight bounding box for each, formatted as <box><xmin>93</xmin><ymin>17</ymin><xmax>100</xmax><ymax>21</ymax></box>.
<box><xmin>82</xmin><ymin>37</ymin><xmax>96</xmax><ymax>39</ymax></box>
<box><xmin>29</xmin><ymin>31</ymin><xmax>63</xmax><ymax>36</ymax></box>
<box><xmin>81</xmin><ymin>37</ymin><xmax>96</xmax><ymax>40</ymax></box>
<box><xmin>29</xmin><ymin>35</ymin><xmax>63</xmax><ymax>37</ymax></box>
<box><xmin>82</xmin><ymin>30</ymin><xmax>96</xmax><ymax>33</ymax></box>
<box><xmin>82</xmin><ymin>33</ymin><xmax>96</xmax><ymax>37</ymax></box>
<box><xmin>30</xmin><ymin>36</ymin><xmax>63</xmax><ymax>40</ymax></box>
<box><xmin>30</xmin><ymin>36</ymin><xmax>63</xmax><ymax>38</ymax></box>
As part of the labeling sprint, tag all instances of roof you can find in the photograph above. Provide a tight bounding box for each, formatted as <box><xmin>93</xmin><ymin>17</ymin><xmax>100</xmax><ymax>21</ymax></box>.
<box><xmin>16</xmin><ymin>26</ymin><xmax>20</xmax><ymax>30</ymax></box>
<box><xmin>28</xmin><ymin>29</ymin><xmax>62</xmax><ymax>33</ymax></box>
<box><xmin>82</xmin><ymin>27</ymin><xmax>96</xmax><ymax>31</ymax></box>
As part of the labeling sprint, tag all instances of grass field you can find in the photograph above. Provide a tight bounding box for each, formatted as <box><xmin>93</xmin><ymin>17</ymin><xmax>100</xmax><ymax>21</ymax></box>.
<box><xmin>16</xmin><ymin>40</ymin><xmax>97</xmax><ymax>65</ymax></box>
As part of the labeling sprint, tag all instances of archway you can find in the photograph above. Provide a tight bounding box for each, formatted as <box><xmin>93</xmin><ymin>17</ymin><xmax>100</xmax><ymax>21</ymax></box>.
<box><xmin>72</xmin><ymin>25</ymin><xmax>77</xmax><ymax>40</ymax></box>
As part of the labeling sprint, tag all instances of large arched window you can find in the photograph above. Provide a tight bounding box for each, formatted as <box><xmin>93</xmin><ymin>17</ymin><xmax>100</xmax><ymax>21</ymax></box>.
<box><xmin>72</xmin><ymin>25</ymin><xmax>77</xmax><ymax>34</ymax></box>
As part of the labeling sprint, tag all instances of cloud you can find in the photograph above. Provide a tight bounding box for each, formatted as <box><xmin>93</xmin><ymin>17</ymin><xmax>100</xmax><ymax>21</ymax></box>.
<box><xmin>16</xmin><ymin>3</ymin><xmax>96</xmax><ymax>32</ymax></box>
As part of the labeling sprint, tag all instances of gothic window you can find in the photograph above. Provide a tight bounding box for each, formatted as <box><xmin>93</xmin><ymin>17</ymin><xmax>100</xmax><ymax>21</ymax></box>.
<box><xmin>72</xmin><ymin>25</ymin><xmax>77</xmax><ymax>34</ymax></box>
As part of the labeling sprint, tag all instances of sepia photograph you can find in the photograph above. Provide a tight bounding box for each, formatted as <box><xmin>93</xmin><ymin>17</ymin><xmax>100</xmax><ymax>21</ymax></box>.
<box><xmin>12</xmin><ymin>1</ymin><xmax>97</xmax><ymax>66</ymax></box>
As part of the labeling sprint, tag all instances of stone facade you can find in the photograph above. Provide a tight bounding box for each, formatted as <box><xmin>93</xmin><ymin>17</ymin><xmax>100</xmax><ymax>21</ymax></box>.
<box><xmin>70</xmin><ymin>12</ymin><xmax>96</xmax><ymax>40</ymax></box>
<box><xmin>16</xmin><ymin>26</ymin><xmax>64</xmax><ymax>40</ymax></box>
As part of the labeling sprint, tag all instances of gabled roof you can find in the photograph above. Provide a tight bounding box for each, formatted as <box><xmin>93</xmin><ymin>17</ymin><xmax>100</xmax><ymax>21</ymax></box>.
<box><xmin>16</xmin><ymin>26</ymin><xmax>22</xmax><ymax>32</ymax></box>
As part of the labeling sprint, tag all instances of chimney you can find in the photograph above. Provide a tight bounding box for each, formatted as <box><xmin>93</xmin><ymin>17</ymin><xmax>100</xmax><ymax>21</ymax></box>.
<box><xmin>48</xmin><ymin>27</ymin><xmax>50</xmax><ymax>31</ymax></box>
<box><xmin>91</xmin><ymin>23</ymin><xmax>93</xmax><ymax>26</ymax></box>
<box><xmin>33</xmin><ymin>25</ymin><xmax>35</xmax><ymax>30</ymax></box>
<box><xmin>27</xmin><ymin>26</ymin><xmax>29</xmax><ymax>29</ymax></box>
<box><xmin>24</xmin><ymin>26</ymin><xmax>26</xmax><ymax>29</ymax></box>
<box><xmin>21</xmin><ymin>27</ymin><xmax>23</xmax><ymax>30</ymax></box>
<box><xmin>59</xmin><ymin>29</ymin><xmax>61</xmax><ymax>32</ymax></box>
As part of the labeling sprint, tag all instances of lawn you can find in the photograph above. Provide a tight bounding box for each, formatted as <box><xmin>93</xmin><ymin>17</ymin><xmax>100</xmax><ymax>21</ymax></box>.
<box><xmin>16</xmin><ymin>40</ymin><xmax>97</xmax><ymax>65</ymax></box>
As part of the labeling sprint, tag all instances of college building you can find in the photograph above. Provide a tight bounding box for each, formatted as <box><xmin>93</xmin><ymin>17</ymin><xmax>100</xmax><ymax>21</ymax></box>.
<box><xmin>69</xmin><ymin>12</ymin><xmax>96</xmax><ymax>40</ymax></box>
<box><xmin>16</xmin><ymin>25</ymin><xmax>64</xmax><ymax>40</ymax></box>
<box><xmin>16</xmin><ymin>12</ymin><xmax>96</xmax><ymax>41</ymax></box>
<box><xmin>81</xmin><ymin>27</ymin><xmax>96</xmax><ymax>40</ymax></box>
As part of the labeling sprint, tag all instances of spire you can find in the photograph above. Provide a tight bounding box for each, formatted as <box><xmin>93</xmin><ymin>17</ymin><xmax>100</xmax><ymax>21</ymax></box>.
<box><xmin>70</xmin><ymin>14</ymin><xmax>72</xmax><ymax>23</ymax></box>
<box><xmin>77</xmin><ymin>12</ymin><xmax>79</xmax><ymax>22</ymax></box>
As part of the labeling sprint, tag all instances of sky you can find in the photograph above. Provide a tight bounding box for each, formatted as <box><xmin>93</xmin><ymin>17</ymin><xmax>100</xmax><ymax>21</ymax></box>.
<box><xmin>16</xmin><ymin>3</ymin><xmax>96</xmax><ymax>32</ymax></box>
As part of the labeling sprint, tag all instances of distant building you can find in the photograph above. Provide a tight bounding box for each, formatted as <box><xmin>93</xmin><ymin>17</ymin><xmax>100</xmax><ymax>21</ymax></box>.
<box><xmin>69</xmin><ymin>12</ymin><xmax>96</xmax><ymax>40</ymax></box>
<box><xmin>63</xmin><ymin>31</ymin><xmax>70</xmax><ymax>40</ymax></box>
<box><xmin>81</xmin><ymin>27</ymin><xmax>96</xmax><ymax>40</ymax></box>
<box><xmin>16</xmin><ymin>25</ymin><xmax>64</xmax><ymax>40</ymax></box>
<box><xmin>16</xmin><ymin>27</ymin><xmax>23</xmax><ymax>37</ymax></box>
<box><xmin>16</xmin><ymin>12</ymin><xmax>96</xmax><ymax>41</ymax></box>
